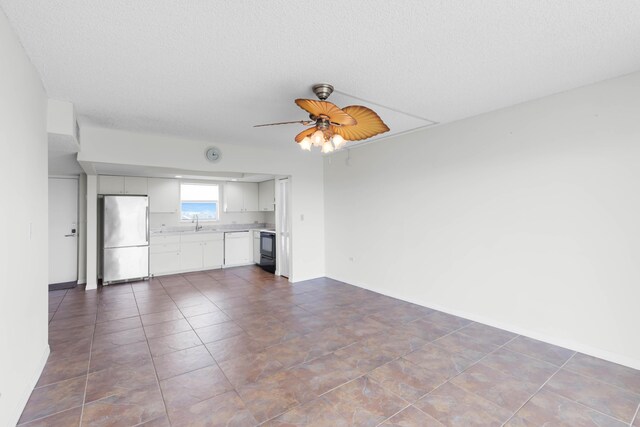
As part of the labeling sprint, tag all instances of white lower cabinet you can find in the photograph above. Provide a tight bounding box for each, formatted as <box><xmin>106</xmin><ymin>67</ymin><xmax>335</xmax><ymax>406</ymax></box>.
<box><xmin>180</xmin><ymin>242</ymin><xmax>203</xmax><ymax>271</ymax></box>
<box><xmin>150</xmin><ymin>235</ymin><xmax>181</xmax><ymax>275</ymax></box>
<box><xmin>203</xmin><ymin>238</ymin><xmax>224</xmax><ymax>268</ymax></box>
<box><xmin>150</xmin><ymin>251</ymin><xmax>180</xmax><ymax>275</ymax></box>
<box><xmin>150</xmin><ymin>232</ymin><xmax>225</xmax><ymax>276</ymax></box>
<box><xmin>253</xmin><ymin>230</ymin><xmax>261</xmax><ymax>264</ymax></box>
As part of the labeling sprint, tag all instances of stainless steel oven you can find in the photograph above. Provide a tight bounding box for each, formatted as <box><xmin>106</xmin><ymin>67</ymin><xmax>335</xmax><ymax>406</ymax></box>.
<box><xmin>259</xmin><ymin>231</ymin><xmax>276</xmax><ymax>273</ymax></box>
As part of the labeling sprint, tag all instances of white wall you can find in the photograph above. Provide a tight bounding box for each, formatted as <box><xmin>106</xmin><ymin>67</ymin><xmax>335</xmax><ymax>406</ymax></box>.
<box><xmin>46</xmin><ymin>99</ymin><xmax>76</xmax><ymax>139</ymax></box>
<box><xmin>78</xmin><ymin>127</ymin><xmax>325</xmax><ymax>284</ymax></box>
<box><xmin>150</xmin><ymin>210</ymin><xmax>269</xmax><ymax>230</ymax></box>
<box><xmin>77</xmin><ymin>174</ymin><xmax>87</xmax><ymax>284</ymax></box>
<box><xmin>324</xmin><ymin>72</ymin><xmax>640</xmax><ymax>369</ymax></box>
<box><xmin>0</xmin><ymin>10</ymin><xmax>49</xmax><ymax>426</ymax></box>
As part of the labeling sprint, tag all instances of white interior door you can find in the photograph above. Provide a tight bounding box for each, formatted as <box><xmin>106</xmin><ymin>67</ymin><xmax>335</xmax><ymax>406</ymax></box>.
<box><xmin>277</xmin><ymin>178</ymin><xmax>291</xmax><ymax>278</ymax></box>
<box><xmin>49</xmin><ymin>178</ymin><xmax>78</xmax><ymax>285</ymax></box>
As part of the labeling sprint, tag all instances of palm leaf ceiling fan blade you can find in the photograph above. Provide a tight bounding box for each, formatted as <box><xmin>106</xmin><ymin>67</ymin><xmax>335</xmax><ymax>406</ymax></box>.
<box><xmin>295</xmin><ymin>127</ymin><xmax>317</xmax><ymax>143</ymax></box>
<box><xmin>294</xmin><ymin>99</ymin><xmax>357</xmax><ymax>126</ymax></box>
<box><xmin>253</xmin><ymin>120</ymin><xmax>314</xmax><ymax>127</ymax></box>
<box><xmin>330</xmin><ymin>105</ymin><xmax>390</xmax><ymax>141</ymax></box>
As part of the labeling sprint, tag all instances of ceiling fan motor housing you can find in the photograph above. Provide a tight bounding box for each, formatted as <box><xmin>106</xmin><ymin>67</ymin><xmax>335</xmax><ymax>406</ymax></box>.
<box><xmin>312</xmin><ymin>83</ymin><xmax>334</xmax><ymax>100</ymax></box>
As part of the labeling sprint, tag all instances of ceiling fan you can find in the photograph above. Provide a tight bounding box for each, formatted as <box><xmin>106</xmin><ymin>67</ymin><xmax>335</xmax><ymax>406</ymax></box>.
<box><xmin>254</xmin><ymin>83</ymin><xmax>390</xmax><ymax>153</ymax></box>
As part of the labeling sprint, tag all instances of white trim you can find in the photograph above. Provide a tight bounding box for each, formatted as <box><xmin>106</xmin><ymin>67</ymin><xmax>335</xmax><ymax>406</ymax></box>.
<box><xmin>48</xmin><ymin>175</ymin><xmax>80</xmax><ymax>180</ymax></box>
<box><xmin>9</xmin><ymin>344</ymin><xmax>50</xmax><ymax>427</ymax></box>
<box><xmin>328</xmin><ymin>275</ymin><xmax>640</xmax><ymax>371</ymax></box>
<box><xmin>148</xmin><ymin>263</ymin><xmax>255</xmax><ymax>277</ymax></box>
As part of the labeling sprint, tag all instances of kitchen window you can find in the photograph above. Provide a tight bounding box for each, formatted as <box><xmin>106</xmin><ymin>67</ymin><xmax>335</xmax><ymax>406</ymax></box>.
<box><xmin>180</xmin><ymin>183</ymin><xmax>219</xmax><ymax>221</ymax></box>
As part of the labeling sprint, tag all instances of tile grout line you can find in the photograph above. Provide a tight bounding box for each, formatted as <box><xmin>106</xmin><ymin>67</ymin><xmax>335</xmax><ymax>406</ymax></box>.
<box><xmin>156</xmin><ymin>271</ymin><xmax>251</xmax><ymax>420</ymax></box>
<box><xmin>499</xmin><ymin>349</ymin><xmax>574</xmax><ymax>426</ymax></box>
<box><xmin>154</xmin><ymin>276</ymin><xmax>640</xmax><ymax>426</ymax></box>
<box><xmin>632</xmin><ymin>401</ymin><xmax>640</xmax><ymax>427</ymax></box>
<box><xmin>47</xmin><ymin>289</ymin><xmax>66</xmax><ymax>323</ymax></box>
<box><xmin>143</xmin><ymin>272</ymin><xmax>339</xmax><ymax>422</ymax></box>
<box><xmin>257</xmin><ymin>314</ymin><xmax>470</xmax><ymax>425</ymax></box>
<box><xmin>276</xmin><ymin>284</ymin><xmax>640</xmax><ymax>424</ymax></box>
<box><xmin>495</xmin><ymin>351</ymin><xmax>637</xmax><ymax>426</ymax></box>
<box><xmin>182</xmin><ymin>271</ymin><xmax>317</xmax><ymax>425</ymax></box>
<box><xmin>373</xmin><ymin>403</ymin><xmax>413</xmax><ymax>427</ymax></box>
<box><xmin>46</xmin><ymin>271</ymin><xmax>639</xmax><ymax>427</ymax></box>
<box><xmin>17</xmin><ymin>292</ymin><xmax>84</xmax><ymax>426</ymax></box>
<box><xmin>253</xmin><ymin>310</ymin><xmax>469</xmax><ymax>424</ymax></box>
<box><xmin>39</xmin><ymin>282</ymin><xmax>474</xmax><ymax>424</ymax></box>
<box><xmin>493</xmin><ymin>344</ymin><xmax>576</xmax><ymax>372</ymax></box>
<box><xmin>169</xmin><ymin>274</ymin><xmax>238</xmax><ymax>373</ymax></box>
<box><xmin>560</xmin><ymin>360</ymin><xmax>640</xmax><ymax>398</ymax></box>
<box><xmin>511</xmin><ymin>382</ymin><xmax>635</xmax><ymax>426</ymax></box>
<box><xmin>398</xmin><ymin>333</ymin><xmax>524</xmax><ymax>425</ymax></box>
<box><xmin>248</xmin><ymin>319</ymin><xmax>384</xmax><ymax>422</ymax></box>
<box><xmin>78</xmin><ymin>288</ymin><xmax>100</xmax><ymax>427</ymax></box>
<box><xmin>131</xmin><ymin>282</ymin><xmax>171</xmax><ymax>424</ymax></box>
<box><xmin>33</xmin><ymin>270</ymin><xmax>313</xmax><ymax>426</ymax></box>
<box><xmin>184</xmin><ymin>270</ymin><xmax>310</xmax><ymax>424</ymax></box>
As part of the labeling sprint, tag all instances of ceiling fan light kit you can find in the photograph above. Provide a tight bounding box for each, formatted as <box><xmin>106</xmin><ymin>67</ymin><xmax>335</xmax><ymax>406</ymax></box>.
<box><xmin>254</xmin><ymin>83</ymin><xmax>390</xmax><ymax>152</ymax></box>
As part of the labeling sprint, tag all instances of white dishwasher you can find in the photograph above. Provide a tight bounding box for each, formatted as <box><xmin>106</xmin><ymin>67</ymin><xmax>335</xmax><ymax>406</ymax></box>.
<box><xmin>224</xmin><ymin>231</ymin><xmax>252</xmax><ymax>267</ymax></box>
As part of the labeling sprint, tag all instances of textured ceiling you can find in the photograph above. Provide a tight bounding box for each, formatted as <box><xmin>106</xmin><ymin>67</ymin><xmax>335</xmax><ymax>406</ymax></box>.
<box><xmin>2</xmin><ymin>1</ymin><xmax>640</xmax><ymax>150</ymax></box>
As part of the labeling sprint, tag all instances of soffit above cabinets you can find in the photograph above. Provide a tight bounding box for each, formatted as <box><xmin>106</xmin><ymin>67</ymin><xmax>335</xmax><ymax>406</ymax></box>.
<box><xmin>91</xmin><ymin>162</ymin><xmax>274</xmax><ymax>183</ymax></box>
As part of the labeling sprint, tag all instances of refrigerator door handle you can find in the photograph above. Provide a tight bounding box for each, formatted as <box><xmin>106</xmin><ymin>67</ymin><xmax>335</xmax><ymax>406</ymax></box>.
<box><xmin>145</xmin><ymin>205</ymin><xmax>150</xmax><ymax>243</ymax></box>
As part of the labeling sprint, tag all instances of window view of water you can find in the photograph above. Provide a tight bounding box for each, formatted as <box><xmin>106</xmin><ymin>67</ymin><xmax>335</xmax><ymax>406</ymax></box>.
<box><xmin>181</xmin><ymin>202</ymin><xmax>218</xmax><ymax>220</ymax></box>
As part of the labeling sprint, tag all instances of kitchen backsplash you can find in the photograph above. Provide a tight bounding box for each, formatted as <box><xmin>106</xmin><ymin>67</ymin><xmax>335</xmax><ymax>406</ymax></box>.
<box><xmin>150</xmin><ymin>210</ymin><xmax>275</xmax><ymax>229</ymax></box>
<box><xmin>150</xmin><ymin>222</ymin><xmax>276</xmax><ymax>233</ymax></box>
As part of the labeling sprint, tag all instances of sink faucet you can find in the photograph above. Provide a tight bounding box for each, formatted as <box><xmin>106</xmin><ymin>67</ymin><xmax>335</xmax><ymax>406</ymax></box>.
<box><xmin>193</xmin><ymin>214</ymin><xmax>203</xmax><ymax>232</ymax></box>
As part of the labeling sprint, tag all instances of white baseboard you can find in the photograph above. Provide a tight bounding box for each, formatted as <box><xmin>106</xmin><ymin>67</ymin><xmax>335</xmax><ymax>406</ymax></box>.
<box><xmin>222</xmin><ymin>262</ymin><xmax>254</xmax><ymax>269</ymax></box>
<box><xmin>8</xmin><ymin>344</ymin><xmax>50</xmax><ymax>427</ymax></box>
<box><xmin>328</xmin><ymin>275</ymin><xmax>640</xmax><ymax>371</ymax></box>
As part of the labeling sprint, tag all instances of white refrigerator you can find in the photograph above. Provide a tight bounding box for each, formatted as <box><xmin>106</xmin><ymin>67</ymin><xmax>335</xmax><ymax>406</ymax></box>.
<box><xmin>102</xmin><ymin>195</ymin><xmax>149</xmax><ymax>284</ymax></box>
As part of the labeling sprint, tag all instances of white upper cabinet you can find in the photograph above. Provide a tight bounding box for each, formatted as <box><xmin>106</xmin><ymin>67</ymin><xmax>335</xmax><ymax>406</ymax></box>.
<box><xmin>224</xmin><ymin>182</ymin><xmax>244</xmax><ymax>212</ymax></box>
<box><xmin>224</xmin><ymin>182</ymin><xmax>259</xmax><ymax>212</ymax></box>
<box><xmin>98</xmin><ymin>176</ymin><xmax>125</xmax><ymax>194</ymax></box>
<box><xmin>123</xmin><ymin>177</ymin><xmax>148</xmax><ymax>194</ymax></box>
<box><xmin>243</xmin><ymin>183</ymin><xmax>259</xmax><ymax>212</ymax></box>
<box><xmin>148</xmin><ymin>178</ymin><xmax>179</xmax><ymax>213</ymax></box>
<box><xmin>258</xmin><ymin>180</ymin><xmax>275</xmax><ymax>211</ymax></box>
<box><xmin>99</xmin><ymin>175</ymin><xmax>148</xmax><ymax>195</ymax></box>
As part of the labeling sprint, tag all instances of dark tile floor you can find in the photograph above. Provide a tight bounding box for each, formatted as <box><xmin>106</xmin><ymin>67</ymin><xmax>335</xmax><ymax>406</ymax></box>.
<box><xmin>19</xmin><ymin>266</ymin><xmax>640</xmax><ymax>426</ymax></box>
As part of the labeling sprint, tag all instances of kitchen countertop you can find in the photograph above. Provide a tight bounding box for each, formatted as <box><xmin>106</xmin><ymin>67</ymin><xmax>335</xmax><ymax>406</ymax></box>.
<box><xmin>151</xmin><ymin>229</ymin><xmax>247</xmax><ymax>236</ymax></box>
<box><xmin>150</xmin><ymin>227</ymin><xmax>275</xmax><ymax>237</ymax></box>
